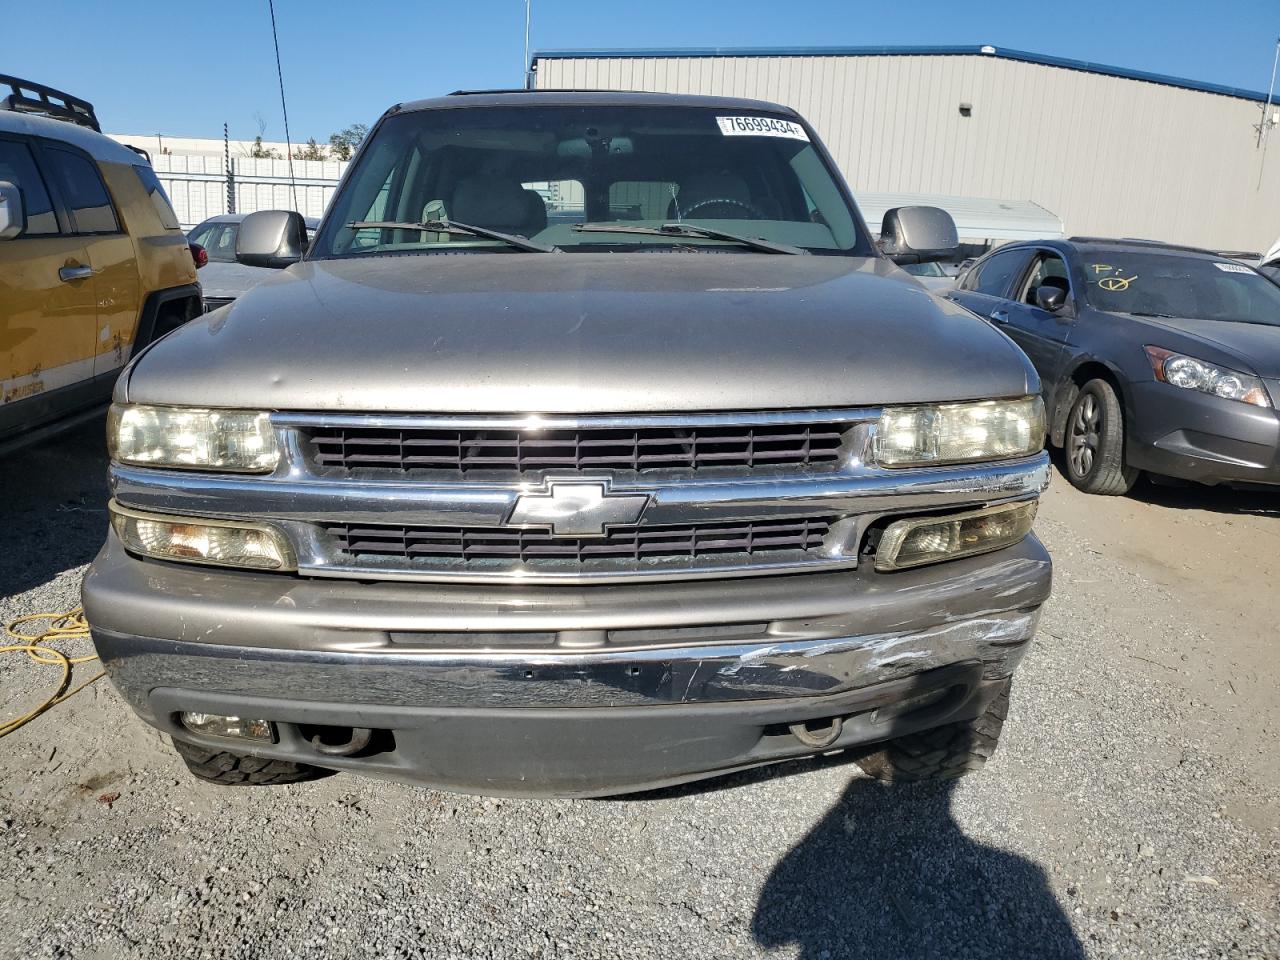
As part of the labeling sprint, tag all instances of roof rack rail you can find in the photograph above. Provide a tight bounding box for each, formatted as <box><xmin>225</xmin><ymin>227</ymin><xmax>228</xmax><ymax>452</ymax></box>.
<box><xmin>0</xmin><ymin>74</ymin><xmax>100</xmax><ymax>132</ymax></box>
<box><xmin>446</xmin><ymin>87</ymin><xmax>636</xmax><ymax>96</ymax></box>
<box><xmin>1068</xmin><ymin>236</ymin><xmax>1218</xmax><ymax>256</ymax></box>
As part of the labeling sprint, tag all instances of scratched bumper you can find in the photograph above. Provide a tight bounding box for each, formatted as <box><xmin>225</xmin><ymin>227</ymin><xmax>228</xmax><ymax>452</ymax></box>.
<box><xmin>84</xmin><ymin>533</ymin><xmax>1050</xmax><ymax>795</ymax></box>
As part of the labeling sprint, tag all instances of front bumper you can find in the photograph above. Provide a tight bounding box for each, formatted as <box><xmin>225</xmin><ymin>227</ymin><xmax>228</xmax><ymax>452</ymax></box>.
<box><xmin>84</xmin><ymin>534</ymin><xmax>1051</xmax><ymax>796</ymax></box>
<box><xmin>1126</xmin><ymin>381</ymin><xmax>1280</xmax><ymax>486</ymax></box>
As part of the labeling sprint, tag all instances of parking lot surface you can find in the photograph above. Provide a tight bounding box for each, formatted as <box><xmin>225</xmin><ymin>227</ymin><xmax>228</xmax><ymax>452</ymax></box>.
<box><xmin>1</xmin><ymin>419</ymin><xmax>1278</xmax><ymax>960</ymax></box>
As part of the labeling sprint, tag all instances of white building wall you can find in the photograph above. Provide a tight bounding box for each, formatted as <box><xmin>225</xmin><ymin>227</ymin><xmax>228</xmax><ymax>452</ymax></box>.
<box><xmin>534</xmin><ymin>53</ymin><xmax>1280</xmax><ymax>252</ymax></box>
<box><xmin>146</xmin><ymin>154</ymin><xmax>348</xmax><ymax>228</ymax></box>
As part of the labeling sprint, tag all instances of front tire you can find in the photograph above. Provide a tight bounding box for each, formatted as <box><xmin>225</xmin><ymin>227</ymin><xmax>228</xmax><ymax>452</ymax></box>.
<box><xmin>1064</xmin><ymin>378</ymin><xmax>1137</xmax><ymax>495</ymax></box>
<box><xmin>172</xmin><ymin>738</ymin><xmax>329</xmax><ymax>786</ymax></box>
<box><xmin>854</xmin><ymin>682</ymin><xmax>1011</xmax><ymax>781</ymax></box>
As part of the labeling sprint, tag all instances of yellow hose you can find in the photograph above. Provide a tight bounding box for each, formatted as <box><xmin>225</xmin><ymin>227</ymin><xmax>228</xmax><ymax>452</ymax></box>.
<box><xmin>1</xmin><ymin>608</ymin><xmax>104</xmax><ymax>738</ymax></box>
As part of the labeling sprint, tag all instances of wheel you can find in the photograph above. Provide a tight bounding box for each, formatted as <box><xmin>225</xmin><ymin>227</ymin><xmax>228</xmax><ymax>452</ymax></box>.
<box><xmin>171</xmin><ymin>738</ymin><xmax>329</xmax><ymax>786</ymax></box>
<box><xmin>853</xmin><ymin>681</ymin><xmax>1011</xmax><ymax>781</ymax></box>
<box><xmin>1063</xmin><ymin>378</ymin><xmax>1138</xmax><ymax>495</ymax></box>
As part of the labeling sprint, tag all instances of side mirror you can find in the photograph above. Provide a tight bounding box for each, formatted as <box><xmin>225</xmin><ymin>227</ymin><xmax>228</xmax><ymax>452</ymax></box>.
<box><xmin>1035</xmin><ymin>284</ymin><xmax>1068</xmax><ymax>312</ymax></box>
<box><xmin>235</xmin><ymin>210</ymin><xmax>306</xmax><ymax>268</ymax></box>
<box><xmin>0</xmin><ymin>181</ymin><xmax>25</xmax><ymax>240</ymax></box>
<box><xmin>879</xmin><ymin>206</ymin><xmax>958</xmax><ymax>264</ymax></box>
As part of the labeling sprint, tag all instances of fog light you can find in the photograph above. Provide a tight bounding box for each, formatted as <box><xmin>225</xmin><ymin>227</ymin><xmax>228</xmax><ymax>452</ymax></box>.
<box><xmin>180</xmin><ymin>712</ymin><xmax>273</xmax><ymax>741</ymax></box>
<box><xmin>109</xmin><ymin>501</ymin><xmax>295</xmax><ymax>571</ymax></box>
<box><xmin>875</xmin><ymin>501</ymin><xmax>1037</xmax><ymax>571</ymax></box>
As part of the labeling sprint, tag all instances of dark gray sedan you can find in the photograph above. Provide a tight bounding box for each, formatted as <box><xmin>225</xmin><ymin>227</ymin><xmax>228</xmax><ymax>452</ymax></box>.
<box><xmin>950</xmin><ymin>237</ymin><xmax>1280</xmax><ymax>493</ymax></box>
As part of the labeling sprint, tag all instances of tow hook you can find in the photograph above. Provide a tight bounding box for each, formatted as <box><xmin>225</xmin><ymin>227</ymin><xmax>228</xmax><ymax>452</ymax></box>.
<box><xmin>310</xmin><ymin>726</ymin><xmax>373</xmax><ymax>757</ymax></box>
<box><xmin>788</xmin><ymin>716</ymin><xmax>844</xmax><ymax>749</ymax></box>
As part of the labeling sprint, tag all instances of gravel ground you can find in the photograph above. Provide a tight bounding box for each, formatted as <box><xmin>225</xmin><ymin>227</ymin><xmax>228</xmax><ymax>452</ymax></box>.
<box><xmin>1</xmin><ymin>420</ymin><xmax>1278</xmax><ymax>959</ymax></box>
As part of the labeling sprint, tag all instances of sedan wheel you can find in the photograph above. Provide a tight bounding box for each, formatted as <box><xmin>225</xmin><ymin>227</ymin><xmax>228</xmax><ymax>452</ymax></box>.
<box><xmin>1063</xmin><ymin>378</ymin><xmax>1138</xmax><ymax>495</ymax></box>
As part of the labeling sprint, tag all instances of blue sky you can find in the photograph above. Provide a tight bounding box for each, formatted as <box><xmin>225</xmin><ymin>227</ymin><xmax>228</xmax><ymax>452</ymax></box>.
<box><xmin>6</xmin><ymin>0</ymin><xmax>1280</xmax><ymax>141</ymax></box>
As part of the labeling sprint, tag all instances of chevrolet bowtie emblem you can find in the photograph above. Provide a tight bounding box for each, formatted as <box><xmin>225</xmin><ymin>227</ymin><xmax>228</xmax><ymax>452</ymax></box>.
<box><xmin>507</xmin><ymin>481</ymin><xmax>651</xmax><ymax>537</ymax></box>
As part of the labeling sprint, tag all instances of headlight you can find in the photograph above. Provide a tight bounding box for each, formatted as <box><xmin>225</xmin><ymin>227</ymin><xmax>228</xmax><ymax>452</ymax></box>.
<box><xmin>876</xmin><ymin>501</ymin><xmax>1037</xmax><ymax>571</ymax></box>
<box><xmin>1144</xmin><ymin>346</ymin><xmax>1271</xmax><ymax>408</ymax></box>
<box><xmin>109</xmin><ymin>502</ymin><xmax>295</xmax><ymax>571</ymax></box>
<box><xmin>108</xmin><ymin>404</ymin><xmax>279</xmax><ymax>472</ymax></box>
<box><xmin>874</xmin><ymin>397</ymin><xmax>1045</xmax><ymax>467</ymax></box>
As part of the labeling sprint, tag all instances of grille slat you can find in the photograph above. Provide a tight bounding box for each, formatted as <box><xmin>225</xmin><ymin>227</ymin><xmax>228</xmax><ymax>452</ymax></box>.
<box><xmin>309</xmin><ymin>424</ymin><xmax>846</xmax><ymax>476</ymax></box>
<box><xmin>327</xmin><ymin>516</ymin><xmax>833</xmax><ymax>566</ymax></box>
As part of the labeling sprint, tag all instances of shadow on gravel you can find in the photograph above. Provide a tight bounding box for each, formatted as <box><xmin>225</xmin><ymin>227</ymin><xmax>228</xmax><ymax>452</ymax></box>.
<box><xmin>1047</xmin><ymin>445</ymin><xmax>1280</xmax><ymax>517</ymax></box>
<box><xmin>752</xmin><ymin>777</ymin><xmax>1085</xmax><ymax>960</ymax></box>
<box><xmin>0</xmin><ymin>416</ymin><xmax>110</xmax><ymax>600</ymax></box>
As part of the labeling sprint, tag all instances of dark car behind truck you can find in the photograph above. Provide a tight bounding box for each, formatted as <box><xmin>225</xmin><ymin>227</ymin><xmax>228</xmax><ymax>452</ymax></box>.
<box><xmin>84</xmin><ymin>90</ymin><xmax>1051</xmax><ymax>796</ymax></box>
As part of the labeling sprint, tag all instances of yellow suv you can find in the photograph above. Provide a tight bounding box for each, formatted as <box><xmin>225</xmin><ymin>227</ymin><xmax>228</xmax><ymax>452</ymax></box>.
<box><xmin>0</xmin><ymin>76</ymin><xmax>201</xmax><ymax>450</ymax></box>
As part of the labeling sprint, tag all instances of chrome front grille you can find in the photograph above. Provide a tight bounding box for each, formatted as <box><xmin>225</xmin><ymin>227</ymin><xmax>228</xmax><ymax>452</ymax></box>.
<box><xmin>305</xmin><ymin>422</ymin><xmax>848</xmax><ymax>477</ymax></box>
<box><xmin>111</xmin><ymin>408</ymin><xmax>1054</xmax><ymax>584</ymax></box>
<box><xmin>327</xmin><ymin>516</ymin><xmax>833</xmax><ymax>565</ymax></box>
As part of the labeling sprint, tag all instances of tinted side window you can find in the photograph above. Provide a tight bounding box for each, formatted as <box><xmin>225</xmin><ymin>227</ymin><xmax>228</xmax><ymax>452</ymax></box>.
<box><xmin>0</xmin><ymin>139</ymin><xmax>59</xmax><ymax>235</ymax></box>
<box><xmin>972</xmin><ymin>249</ymin><xmax>1029</xmax><ymax>297</ymax></box>
<box><xmin>133</xmin><ymin>163</ymin><xmax>180</xmax><ymax>229</ymax></box>
<box><xmin>45</xmin><ymin>148</ymin><xmax>119</xmax><ymax>233</ymax></box>
<box><xmin>1022</xmin><ymin>253</ymin><xmax>1071</xmax><ymax>304</ymax></box>
<box><xmin>205</xmin><ymin>223</ymin><xmax>239</xmax><ymax>262</ymax></box>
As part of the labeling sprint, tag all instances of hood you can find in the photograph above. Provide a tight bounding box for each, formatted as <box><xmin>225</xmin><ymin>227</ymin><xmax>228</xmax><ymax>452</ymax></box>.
<box><xmin>127</xmin><ymin>252</ymin><xmax>1033</xmax><ymax>412</ymax></box>
<box><xmin>1134</xmin><ymin>314</ymin><xmax>1280</xmax><ymax>378</ymax></box>
<box><xmin>196</xmin><ymin>260</ymin><xmax>275</xmax><ymax>301</ymax></box>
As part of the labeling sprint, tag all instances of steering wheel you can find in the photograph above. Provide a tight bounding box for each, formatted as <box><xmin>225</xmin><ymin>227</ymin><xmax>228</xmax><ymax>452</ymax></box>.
<box><xmin>680</xmin><ymin>197</ymin><xmax>767</xmax><ymax>220</ymax></box>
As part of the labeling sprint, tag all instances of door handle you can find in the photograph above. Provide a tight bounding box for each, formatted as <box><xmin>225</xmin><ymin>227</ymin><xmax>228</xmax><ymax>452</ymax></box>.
<box><xmin>989</xmin><ymin>309</ymin><xmax>1010</xmax><ymax>324</ymax></box>
<box><xmin>59</xmin><ymin>264</ymin><xmax>93</xmax><ymax>282</ymax></box>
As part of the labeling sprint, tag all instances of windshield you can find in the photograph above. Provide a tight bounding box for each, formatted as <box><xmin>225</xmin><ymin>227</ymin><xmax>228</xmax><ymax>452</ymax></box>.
<box><xmin>1084</xmin><ymin>253</ymin><xmax>1280</xmax><ymax>325</ymax></box>
<box><xmin>313</xmin><ymin>105</ymin><xmax>869</xmax><ymax>258</ymax></box>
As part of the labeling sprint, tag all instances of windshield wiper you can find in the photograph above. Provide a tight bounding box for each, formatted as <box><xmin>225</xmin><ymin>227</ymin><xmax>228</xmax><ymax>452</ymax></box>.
<box><xmin>1126</xmin><ymin>311</ymin><xmax>1180</xmax><ymax>319</ymax></box>
<box><xmin>347</xmin><ymin>219</ymin><xmax>558</xmax><ymax>253</ymax></box>
<box><xmin>571</xmin><ymin>222</ymin><xmax>806</xmax><ymax>255</ymax></box>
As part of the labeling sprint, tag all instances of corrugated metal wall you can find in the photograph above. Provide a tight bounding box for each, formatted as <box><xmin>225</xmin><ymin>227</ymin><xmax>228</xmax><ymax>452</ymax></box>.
<box><xmin>534</xmin><ymin>53</ymin><xmax>1280</xmax><ymax>251</ymax></box>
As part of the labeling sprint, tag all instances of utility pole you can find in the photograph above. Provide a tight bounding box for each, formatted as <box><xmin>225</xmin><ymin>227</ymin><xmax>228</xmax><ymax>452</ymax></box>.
<box><xmin>523</xmin><ymin>0</ymin><xmax>532</xmax><ymax>88</ymax></box>
<box><xmin>224</xmin><ymin>122</ymin><xmax>235</xmax><ymax>215</ymax></box>
<box><xmin>1257</xmin><ymin>38</ymin><xmax>1280</xmax><ymax>189</ymax></box>
<box><xmin>1257</xmin><ymin>38</ymin><xmax>1280</xmax><ymax>147</ymax></box>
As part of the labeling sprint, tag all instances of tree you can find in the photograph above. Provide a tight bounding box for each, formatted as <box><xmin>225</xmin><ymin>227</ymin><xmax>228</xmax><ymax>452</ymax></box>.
<box><xmin>296</xmin><ymin>138</ymin><xmax>327</xmax><ymax>161</ymax></box>
<box><xmin>248</xmin><ymin>135</ymin><xmax>281</xmax><ymax>159</ymax></box>
<box><xmin>328</xmin><ymin>123</ymin><xmax>369</xmax><ymax>161</ymax></box>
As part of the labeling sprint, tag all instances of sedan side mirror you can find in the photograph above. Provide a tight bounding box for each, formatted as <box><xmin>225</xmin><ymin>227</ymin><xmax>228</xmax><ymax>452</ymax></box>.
<box><xmin>0</xmin><ymin>181</ymin><xmax>25</xmax><ymax>240</ymax></box>
<box><xmin>236</xmin><ymin>210</ymin><xmax>306</xmax><ymax>268</ymax></box>
<box><xmin>879</xmin><ymin>206</ymin><xmax>959</xmax><ymax>264</ymax></box>
<box><xmin>1035</xmin><ymin>284</ymin><xmax>1068</xmax><ymax>312</ymax></box>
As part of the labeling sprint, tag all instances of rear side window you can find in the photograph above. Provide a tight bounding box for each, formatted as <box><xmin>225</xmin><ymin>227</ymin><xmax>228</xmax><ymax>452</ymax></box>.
<box><xmin>44</xmin><ymin>148</ymin><xmax>119</xmax><ymax>233</ymax></box>
<box><xmin>0</xmin><ymin>139</ymin><xmax>59</xmax><ymax>235</ymax></box>
<box><xmin>968</xmin><ymin>248</ymin><xmax>1030</xmax><ymax>297</ymax></box>
<box><xmin>133</xmin><ymin>163</ymin><xmax>180</xmax><ymax>229</ymax></box>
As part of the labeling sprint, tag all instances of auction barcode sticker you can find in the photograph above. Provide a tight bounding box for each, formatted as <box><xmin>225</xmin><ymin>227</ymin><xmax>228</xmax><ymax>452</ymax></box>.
<box><xmin>716</xmin><ymin>116</ymin><xmax>809</xmax><ymax>141</ymax></box>
<box><xmin>1214</xmin><ymin>262</ymin><xmax>1252</xmax><ymax>274</ymax></box>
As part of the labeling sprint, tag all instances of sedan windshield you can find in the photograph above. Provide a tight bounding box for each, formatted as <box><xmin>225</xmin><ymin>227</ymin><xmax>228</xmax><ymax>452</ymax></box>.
<box><xmin>1084</xmin><ymin>253</ymin><xmax>1280</xmax><ymax>326</ymax></box>
<box><xmin>313</xmin><ymin>105</ymin><xmax>868</xmax><ymax>258</ymax></box>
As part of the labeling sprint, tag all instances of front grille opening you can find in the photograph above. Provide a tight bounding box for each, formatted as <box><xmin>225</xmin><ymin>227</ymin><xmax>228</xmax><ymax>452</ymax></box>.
<box><xmin>327</xmin><ymin>516</ymin><xmax>834</xmax><ymax>565</ymax></box>
<box><xmin>308</xmin><ymin>423</ymin><xmax>848</xmax><ymax>476</ymax></box>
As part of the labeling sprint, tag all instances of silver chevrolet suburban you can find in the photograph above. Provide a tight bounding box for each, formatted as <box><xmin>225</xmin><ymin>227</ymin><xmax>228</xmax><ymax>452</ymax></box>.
<box><xmin>83</xmin><ymin>91</ymin><xmax>1051</xmax><ymax>796</ymax></box>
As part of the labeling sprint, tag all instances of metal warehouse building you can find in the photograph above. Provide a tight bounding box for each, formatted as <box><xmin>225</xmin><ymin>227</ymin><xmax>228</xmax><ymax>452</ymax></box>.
<box><xmin>530</xmin><ymin>45</ymin><xmax>1280</xmax><ymax>252</ymax></box>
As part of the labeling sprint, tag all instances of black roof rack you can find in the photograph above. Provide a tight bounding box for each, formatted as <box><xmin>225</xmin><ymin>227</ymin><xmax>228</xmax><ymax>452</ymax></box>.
<box><xmin>447</xmin><ymin>87</ymin><xmax>639</xmax><ymax>96</ymax></box>
<box><xmin>0</xmin><ymin>74</ymin><xmax>100</xmax><ymax>132</ymax></box>
<box><xmin>1067</xmin><ymin>236</ymin><xmax>1219</xmax><ymax>257</ymax></box>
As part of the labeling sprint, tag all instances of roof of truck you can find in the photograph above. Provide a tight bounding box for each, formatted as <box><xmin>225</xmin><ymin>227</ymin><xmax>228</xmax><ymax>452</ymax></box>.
<box><xmin>394</xmin><ymin>89</ymin><xmax>796</xmax><ymax>116</ymax></box>
<box><xmin>0</xmin><ymin>109</ymin><xmax>142</xmax><ymax>164</ymax></box>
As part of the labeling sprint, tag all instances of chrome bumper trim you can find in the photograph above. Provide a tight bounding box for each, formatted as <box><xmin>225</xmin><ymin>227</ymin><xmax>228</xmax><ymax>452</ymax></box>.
<box><xmin>94</xmin><ymin>608</ymin><xmax>1039</xmax><ymax>710</ymax></box>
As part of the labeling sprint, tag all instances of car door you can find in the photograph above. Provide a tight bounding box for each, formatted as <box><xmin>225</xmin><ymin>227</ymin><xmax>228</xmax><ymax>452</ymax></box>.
<box><xmin>0</xmin><ymin>135</ymin><xmax>99</xmax><ymax>437</ymax></box>
<box><xmin>947</xmin><ymin>245</ymin><xmax>1035</xmax><ymax>326</ymax></box>
<box><xmin>1002</xmin><ymin>249</ymin><xmax>1077</xmax><ymax>402</ymax></box>
<box><xmin>40</xmin><ymin>145</ymin><xmax>140</xmax><ymax>382</ymax></box>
